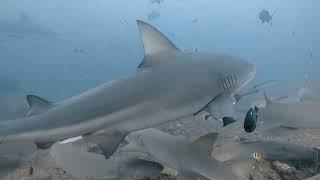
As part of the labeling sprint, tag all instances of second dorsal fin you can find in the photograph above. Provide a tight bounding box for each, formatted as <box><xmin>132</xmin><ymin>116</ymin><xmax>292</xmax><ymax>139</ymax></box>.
<box><xmin>26</xmin><ymin>95</ymin><xmax>53</xmax><ymax>117</ymax></box>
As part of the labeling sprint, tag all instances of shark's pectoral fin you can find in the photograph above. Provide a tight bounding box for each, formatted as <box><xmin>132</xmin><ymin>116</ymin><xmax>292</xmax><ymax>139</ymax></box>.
<box><xmin>195</xmin><ymin>94</ymin><xmax>238</xmax><ymax>126</ymax></box>
<box><xmin>136</xmin><ymin>20</ymin><xmax>180</xmax><ymax>69</ymax></box>
<box><xmin>83</xmin><ymin>131</ymin><xmax>127</xmax><ymax>158</ymax></box>
<box><xmin>26</xmin><ymin>95</ymin><xmax>53</xmax><ymax>117</ymax></box>
<box><xmin>222</xmin><ymin>117</ymin><xmax>237</xmax><ymax>127</ymax></box>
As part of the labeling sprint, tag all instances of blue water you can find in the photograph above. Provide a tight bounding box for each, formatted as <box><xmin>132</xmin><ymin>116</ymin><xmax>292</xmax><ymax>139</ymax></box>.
<box><xmin>0</xmin><ymin>0</ymin><xmax>318</xmax><ymax>101</ymax></box>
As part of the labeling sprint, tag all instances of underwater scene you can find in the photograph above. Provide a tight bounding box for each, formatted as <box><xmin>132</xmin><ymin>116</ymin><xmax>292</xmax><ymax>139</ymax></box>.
<box><xmin>0</xmin><ymin>0</ymin><xmax>319</xmax><ymax>179</ymax></box>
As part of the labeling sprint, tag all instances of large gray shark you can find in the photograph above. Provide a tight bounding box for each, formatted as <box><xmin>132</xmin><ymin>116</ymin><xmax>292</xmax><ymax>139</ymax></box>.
<box><xmin>0</xmin><ymin>20</ymin><xmax>255</xmax><ymax>154</ymax></box>
<box><xmin>48</xmin><ymin>129</ymin><xmax>258</xmax><ymax>180</ymax></box>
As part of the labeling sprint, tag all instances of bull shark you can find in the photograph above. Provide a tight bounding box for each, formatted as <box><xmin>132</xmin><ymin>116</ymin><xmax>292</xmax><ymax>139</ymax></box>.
<box><xmin>0</xmin><ymin>20</ymin><xmax>255</xmax><ymax>155</ymax></box>
<box><xmin>48</xmin><ymin>129</ymin><xmax>258</xmax><ymax>180</ymax></box>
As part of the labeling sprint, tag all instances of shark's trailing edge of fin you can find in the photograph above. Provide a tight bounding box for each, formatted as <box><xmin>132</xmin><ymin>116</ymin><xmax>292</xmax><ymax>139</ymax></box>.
<box><xmin>26</xmin><ymin>95</ymin><xmax>53</xmax><ymax>117</ymax></box>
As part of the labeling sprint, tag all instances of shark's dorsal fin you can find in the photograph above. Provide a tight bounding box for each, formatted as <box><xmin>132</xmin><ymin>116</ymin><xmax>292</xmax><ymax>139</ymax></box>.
<box><xmin>264</xmin><ymin>92</ymin><xmax>272</xmax><ymax>107</ymax></box>
<box><xmin>193</xmin><ymin>132</ymin><xmax>218</xmax><ymax>156</ymax></box>
<box><xmin>137</xmin><ymin>20</ymin><xmax>178</xmax><ymax>56</ymax></box>
<box><xmin>137</xmin><ymin>20</ymin><xmax>179</xmax><ymax>69</ymax></box>
<box><xmin>26</xmin><ymin>95</ymin><xmax>52</xmax><ymax>117</ymax></box>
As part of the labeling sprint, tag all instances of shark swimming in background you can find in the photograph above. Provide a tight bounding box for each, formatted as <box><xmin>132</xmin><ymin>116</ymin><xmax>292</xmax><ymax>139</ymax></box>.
<box><xmin>0</xmin><ymin>12</ymin><xmax>58</xmax><ymax>40</ymax></box>
<box><xmin>0</xmin><ymin>20</ymin><xmax>255</xmax><ymax>156</ymax></box>
<box><xmin>48</xmin><ymin>129</ymin><xmax>259</xmax><ymax>180</ymax></box>
<box><xmin>244</xmin><ymin>93</ymin><xmax>320</xmax><ymax>133</ymax></box>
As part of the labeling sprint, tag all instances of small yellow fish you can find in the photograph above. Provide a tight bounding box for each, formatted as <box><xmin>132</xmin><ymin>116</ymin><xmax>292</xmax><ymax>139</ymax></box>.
<box><xmin>251</xmin><ymin>152</ymin><xmax>264</xmax><ymax>161</ymax></box>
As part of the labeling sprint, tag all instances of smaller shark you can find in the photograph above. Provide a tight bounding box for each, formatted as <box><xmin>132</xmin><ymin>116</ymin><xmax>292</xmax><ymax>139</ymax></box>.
<box><xmin>122</xmin><ymin>129</ymin><xmax>259</xmax><ymax>180</ymax></box>
<box><xmin>49</xmin><ymin>129</ymin><xmax>260</xmax><ymax>180</ymax></box>
<box><xmin>244</xmin><ymin>93</ymin><xmax>320</xmax><ymax>133</ymax></box>
<box><xmin>0</xmin><ymin>12</ymin><xmax>58</xmax><ymax>40</ymax></box>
